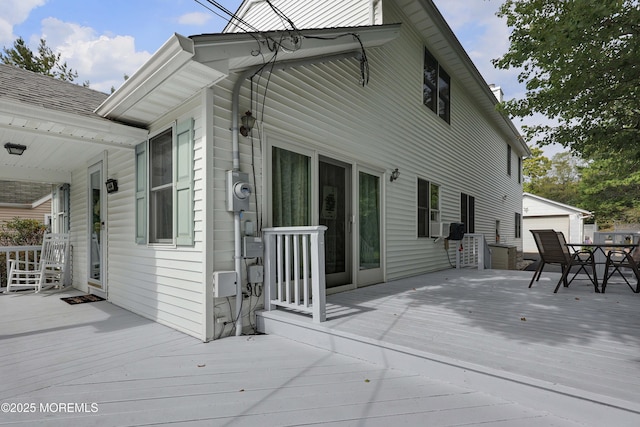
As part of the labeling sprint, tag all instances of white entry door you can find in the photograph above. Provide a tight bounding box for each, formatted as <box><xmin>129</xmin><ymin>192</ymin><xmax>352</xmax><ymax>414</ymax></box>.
<box><xmin>88</xmin><ymin>160</ymin><xmax>105</xmax><ymax>296</ymax></box>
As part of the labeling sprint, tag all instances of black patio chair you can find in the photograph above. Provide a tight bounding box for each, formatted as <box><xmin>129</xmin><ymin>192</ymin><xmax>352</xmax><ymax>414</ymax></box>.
<box><xmin>528</xmin><ymin>229</ymin><xmax>598</xmax><ymax>293</ymax></box>
<box><xmin>601</xmin><ymin>246</ymin><xmax>640</xmax><ymax>293</ymax></box>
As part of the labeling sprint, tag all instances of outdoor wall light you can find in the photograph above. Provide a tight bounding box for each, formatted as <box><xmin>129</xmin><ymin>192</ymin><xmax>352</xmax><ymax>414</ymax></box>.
<box><xmin>105</xmin><ymin>178</ymin><xmax>119</xmax><ymax>194</ymax></box>
<box><xmin>239</xmin><ymin>111</ymin><xmax>256</xmax><ymax>137</ymax></box>
<box><xmin>390</xmin><ymin>168</ymin><xmax>400</xmax><ymax>182</ymax></box>
<box><xmin>4</xmin><ymin>142</ymin><xmax>27</xmax><ymax>155</ymax></box>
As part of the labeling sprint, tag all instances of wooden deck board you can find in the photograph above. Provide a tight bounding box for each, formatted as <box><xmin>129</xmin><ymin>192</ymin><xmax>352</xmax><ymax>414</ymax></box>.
<box><xmin>322</xmin><ymin>269</ymin><xmax>640</xmax><ymax>402</ymax></box>
<box><xmin>0</xmin><ymin>288</ymin><xmax>582</xmax><ymax>426</ymax></box>
<box><xmin>260</xmin><ymin>269</ymin><xmax>640</xmax><ymax>426</ymax></box>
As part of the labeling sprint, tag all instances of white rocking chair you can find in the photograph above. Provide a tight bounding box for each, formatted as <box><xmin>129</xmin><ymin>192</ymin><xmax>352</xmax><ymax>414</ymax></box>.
<box><xmin>5</xmin><ymin>233</ymin><xmax>70</xmax><ymax>293</ymax></box>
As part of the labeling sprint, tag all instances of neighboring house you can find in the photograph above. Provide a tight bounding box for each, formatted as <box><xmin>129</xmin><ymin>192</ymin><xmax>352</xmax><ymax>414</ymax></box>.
<box><xmin>522</xmin><ymin>192</ymin><xmax>592</xmax><ymax>253</ymax></box>
<box><xmin>0</xmin><ymin>0</ymin><xmax>528</xmax><ymax>341</ymax></box>
<box><xmin>0</xmin><ymin>181</ymin><xmax>52</xmax><ymax>227</ymax></box>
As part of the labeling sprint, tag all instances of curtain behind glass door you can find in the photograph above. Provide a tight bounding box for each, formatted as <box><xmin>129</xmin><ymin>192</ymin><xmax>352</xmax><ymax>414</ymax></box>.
<box><xmin>272</xmin><ymin>147</ymin><xmax>310</xmax><ymax>226</ymax></box>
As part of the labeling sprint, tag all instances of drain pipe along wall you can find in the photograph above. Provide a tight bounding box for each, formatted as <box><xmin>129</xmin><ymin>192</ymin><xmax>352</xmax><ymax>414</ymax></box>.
<box><xmin>228</xmin><ymin>51</ymin><xmax>360</xmax><ymax>336</ymax></box>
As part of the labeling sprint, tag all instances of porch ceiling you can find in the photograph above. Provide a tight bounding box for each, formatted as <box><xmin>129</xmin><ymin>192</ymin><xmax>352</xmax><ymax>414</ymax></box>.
<box><xmin>0</xmin><ymin>98</ymin><xmax>147</xmax><ymax>184</ymax></box>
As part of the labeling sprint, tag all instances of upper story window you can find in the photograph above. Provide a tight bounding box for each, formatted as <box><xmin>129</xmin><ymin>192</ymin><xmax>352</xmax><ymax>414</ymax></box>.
<box><xmin>418</xmin><ymin>178</ymin><xmax>440</xmax><ymax>237</ymax></box>
<box><xmin>515</xmin><ymin>212</ymin><xmax>522</xmax><ymax>238</ymax></box>
<box><xmin>507</xmin><ymin>144</ymin><xmax>512</xmax><ymax>176</ymax></box>
<box><xmin>136</xmin><ymin>119</ymin><xmax>194</xmax><ymax>246</ymax></box>
<box><xmin>518</xmin><ymin>157</ymin><xmax>522</xmax><ymax>183</ymax></box>
<box><xmin>423</xmin><ymin>48</ymin><xmax>451</xmax><ymax>123</ymax></box>
<box><xmin>460</xmin><ymin>193</ymin><xmax>475</xmax><ymax>234</ymax></box>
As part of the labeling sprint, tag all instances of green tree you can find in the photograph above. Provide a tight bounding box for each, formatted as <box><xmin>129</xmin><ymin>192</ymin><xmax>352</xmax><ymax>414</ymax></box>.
<box><xmin>578</xmin><ymin>157</ymin><xmax>640</xmax><ymax>226</ymax></box>
<box><xmin>522</xmin><ymin>146</ymin><xmax>551</xmax><ymax>187</ymax></box>
<box><xmin>493</xmin><ymin>0</ymin><xmax>640</xmax><ymax>160</ymax></box>
<box><xmin>1</xmin><ymin>37</ymin><xmax>78</xmax><ymax>81</ymax></box>
<box><xmin>525</xmin><ymin>151</ymin><xmax>582</xmax><ymax>206</ymax></box>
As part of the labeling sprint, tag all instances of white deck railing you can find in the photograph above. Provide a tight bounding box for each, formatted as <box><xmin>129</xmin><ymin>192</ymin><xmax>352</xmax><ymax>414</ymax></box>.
<box><xmin>263</xmin><ymin>226</ymin><xmax>327</xmax><ymax>322</ymax></box>
<box><xmin>455</xmin><ymin>234</ymin><xmax>486</xmax><ymax>269</ymax></box>
<box><xmin>0</xmin><ymin>245</ymin><xmax>41</xmax><ymax>287</ymax></box>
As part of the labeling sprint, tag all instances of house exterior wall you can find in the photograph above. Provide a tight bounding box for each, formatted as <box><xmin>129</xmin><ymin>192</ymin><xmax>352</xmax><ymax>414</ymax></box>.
<box><xmin>218</xmin><ymin>0</ymin><xmax>525</xmax><ymax>283</ymax></box>
<box><xmin>230</xmin><ymin>0</ymin><xmax>372</xmax><ymax>31</ymax></box>
<box><xmin>67</xmin><ymin>98</ymin><xmax>208</xmax><ymax>340</ymax></box>
<box><xmin>70</xmin><ymin>165</ymin><xmax>89</xmax><ymax>293</ymax></box>
<box><xmin>0</xmin><ymin>199</ymin><xmax>51</xmax><ymax>227</ymax></box>
<box><xmin>111</xmin><ymin>101</ymin><xmax>205</xmax><ymax>340</ymax></box>
<box><xmin>59</xmin><ymin>0</ymin><xmax>525</xmax><ymax>341</ymax></box>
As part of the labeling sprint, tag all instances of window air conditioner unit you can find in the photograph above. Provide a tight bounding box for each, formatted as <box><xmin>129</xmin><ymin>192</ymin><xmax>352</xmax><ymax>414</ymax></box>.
<box><xmin>430</xmin><ymin>221</ymin><xmax>451</xmax><ymax>238</ymax></box>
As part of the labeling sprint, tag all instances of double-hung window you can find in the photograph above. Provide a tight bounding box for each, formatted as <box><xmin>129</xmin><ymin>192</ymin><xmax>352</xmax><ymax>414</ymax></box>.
<box><xmin>423</xmin><ymin>48</ymin><xmax>451</xmax><ymax>123</ymax></box>
<box><xmin>418</xmin><ymin>178</ymin><xmax>440</xmax><ymax>238</ymax></box>
<box><xmin>460</xmin><ymin>193</ymin><xmax>475</xmax><ymax>234</ymax></box>
<box><xmin>136</xmin><ymin>119</ymin><xmax>194</xmax><ymax>246</ymax></box>
<box><xmin>515</xmin><ymin>212</ymin><xmax>522</xmax><ymax>238</ymax></box>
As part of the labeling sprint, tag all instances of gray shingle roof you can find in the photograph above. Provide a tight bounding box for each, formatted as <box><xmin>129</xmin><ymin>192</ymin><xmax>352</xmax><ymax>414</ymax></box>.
<box><xmin>0</xmin><ymin>63</ymin><xmax>108</xmax><ymax>117</ymax></box>
<box><xmin>0</xmin><ymin>181</ymin><xmax>53</xmax><ymax>204</ymax></box>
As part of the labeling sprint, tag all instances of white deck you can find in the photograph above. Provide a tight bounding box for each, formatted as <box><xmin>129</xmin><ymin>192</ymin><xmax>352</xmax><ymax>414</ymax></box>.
<box><xmin>259</xmin><ymin>268</ymin><xmax>640</xmax><ymax>426</ymax></box>
<box><xmin>0</xmin><ymin>287</ymin><xmax>584</xmax><ymax>426</ymax></box>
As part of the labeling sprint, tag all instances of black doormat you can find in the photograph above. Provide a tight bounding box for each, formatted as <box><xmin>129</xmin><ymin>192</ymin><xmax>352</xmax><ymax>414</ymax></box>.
<box><xmin>60</xmin><ymin>294</ymin><xmax>105</xmax><ymax>305</ymax></box>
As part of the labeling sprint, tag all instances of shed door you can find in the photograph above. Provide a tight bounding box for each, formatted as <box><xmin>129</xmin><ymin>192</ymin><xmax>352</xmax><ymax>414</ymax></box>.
<box><xmin>523</xmin><ymin>216</ymin><xmax>570</xmax><ymax>253</ymax></box>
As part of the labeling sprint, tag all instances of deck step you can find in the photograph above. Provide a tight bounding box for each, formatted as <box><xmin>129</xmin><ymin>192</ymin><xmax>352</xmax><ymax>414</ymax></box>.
<box><xmin>257</xmin><ymin>309</ymin><xmax>640</xmax><ymax>427</ymax></box>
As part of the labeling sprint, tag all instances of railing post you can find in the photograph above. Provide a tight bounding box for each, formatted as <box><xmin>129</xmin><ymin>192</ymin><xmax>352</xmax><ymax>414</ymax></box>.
<box><xmin>477</xmin><ymin>234</ymin><xmax>485</xmax><ymax>270</ymax></box>
<box><xmin>263</xmin><ymin>232</ymin><xmax>276</xmax><ymax>311</ymax></box>
<box><xmin>262</xmin><ymin>226</ymin><xmax>327</xmax><ymax>322</ymax></box>
<box><xmin>310</xmin><ymin>229</ymin><xmax>326</xmax><ymax>322</ymax></box>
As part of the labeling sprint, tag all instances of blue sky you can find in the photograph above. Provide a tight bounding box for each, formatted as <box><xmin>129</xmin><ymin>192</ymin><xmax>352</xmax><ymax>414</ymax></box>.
<box><xmin>1</xmin><ymin>0</ymin><xmax>561</xmax><ymax>154</ymax></box>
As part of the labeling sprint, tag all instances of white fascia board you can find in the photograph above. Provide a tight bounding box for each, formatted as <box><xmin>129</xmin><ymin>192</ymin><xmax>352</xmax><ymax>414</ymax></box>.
<box><xmin>0</xmin><ymin>194</ymin><xmax>56</xmax><ymax>209</ymax></box>
<box><xmin>32</xmin><ymin>193</ymin><xmax>52</xmax><ymax>208</ymax></box>
<box><xmin>1</xmin><ymin>99</ymin><xmax>147</xmax><ymax>146</ymax></box>
<box><xmin>193</xmin><ymin>24</ymin><xmax>401</xmax><ymax>72</ymax></box>
<box><xmin>417</xmin><ymin>0</ymin><xmax>529</xmax><ymax>156</ymax></box>
<box><xmin>523</xmin><ymin>192</ymin><xmax>592</xmax><ymax>215</ymax></box>
<box><xmin>0</xmin><ymin>165</ymin><xmax>70</xmax><ymax>183</ymax></box>
<box><xmin>95</xmin><ymin>33</ymin><xmax>220</xmax><ymax>118</ymax></box>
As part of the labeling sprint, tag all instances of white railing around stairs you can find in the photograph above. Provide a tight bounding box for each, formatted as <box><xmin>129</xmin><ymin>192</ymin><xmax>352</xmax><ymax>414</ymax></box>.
<box><xmin>263</xmin><ymin>226</ymin><xmax>327</xmax><ymax>322</ymax></box>
<box><xmin>456</xmin><ymin>234</ymin><xmax>486</xmax><ymax>269</ymax></box>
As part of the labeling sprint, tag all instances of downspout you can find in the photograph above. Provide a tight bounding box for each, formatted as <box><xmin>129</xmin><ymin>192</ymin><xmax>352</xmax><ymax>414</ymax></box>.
<box><xmin>230</xmin><ymin>50</ymin><xmax>361</xmax><ymax>336</ymax></box>
<box><xmin>231</xmin><ymin>66</ymin><xmax>260</xmax><ymax>336</ymax></box>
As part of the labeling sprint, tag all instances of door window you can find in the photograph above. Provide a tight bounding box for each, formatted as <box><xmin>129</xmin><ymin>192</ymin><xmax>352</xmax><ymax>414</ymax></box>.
<box><xmin>359</xmin><ymin>172</ymin><xmax>380</xmax><ymax>270</ymax></box>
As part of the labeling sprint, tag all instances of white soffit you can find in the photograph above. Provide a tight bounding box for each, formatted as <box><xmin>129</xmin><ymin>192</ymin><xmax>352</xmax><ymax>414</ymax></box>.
<box><xmin>96</xmin><ymin>33</ymin><xmax>227</xmax><ymax>127</ymax></box>
<box><xmin>97</xmin><ymin>25</ymin><xmax>400</xmax><ymax>126</ymax></box>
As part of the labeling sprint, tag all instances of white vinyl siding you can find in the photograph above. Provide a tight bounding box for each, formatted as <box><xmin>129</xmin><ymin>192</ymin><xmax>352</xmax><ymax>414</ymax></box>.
<box><xmin>229</xmin><ymin>0</ymin><xmax>371</xmax><ymax>32</ymax></box>
<box><xmin>105</xmin><ymin>107</ymin><xmax>204</xmax><ymax>340</ymax></box>
<box><xmin>216</xmin><ymin>1</ymin><xmax>525</xmax><ymax>281</ymax></box>
<box><xmin>62</xmin><ymin>0</ymin><xmax>526</xmax><ymax>342</ymax></box>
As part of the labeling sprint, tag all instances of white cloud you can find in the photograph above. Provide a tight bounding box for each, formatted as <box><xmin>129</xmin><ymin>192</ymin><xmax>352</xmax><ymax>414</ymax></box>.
<box><xmin>39</xmin><ymin>17</ymin><xmax>151</xmax><ymax>93</ymax></box>
<box><xmin>0</xmin><ymin>0</ymin><xmax>46</xmax><ymax>45</ymax></box>
<box><xmin>178</xmin><ymin>12</ymin><xmax>212</xmax><ymax>26</ymax></box>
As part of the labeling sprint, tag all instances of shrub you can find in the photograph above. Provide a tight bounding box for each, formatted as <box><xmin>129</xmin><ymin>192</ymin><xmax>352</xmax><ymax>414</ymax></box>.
<box><xmin>0</xmin><ymin>217</ymin><xmax>46</xmax><ymax>246</ymax></box>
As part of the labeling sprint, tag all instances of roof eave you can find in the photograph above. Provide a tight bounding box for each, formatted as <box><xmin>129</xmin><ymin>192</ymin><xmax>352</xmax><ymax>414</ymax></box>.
<box><xmin>96</xmin><ymin>25</ymin><xmax>400</xmax><ymax>126</ymax></box>
<box><xmin>417</xmin><ymin>0</ymin><xmax>530</xmax><ymax>156</ymax></box>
